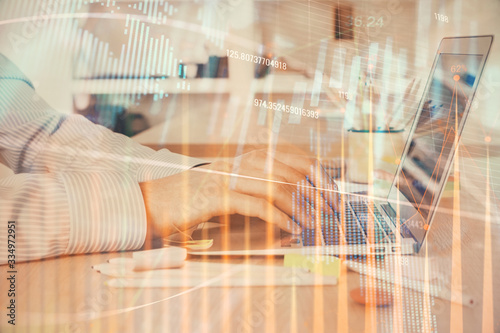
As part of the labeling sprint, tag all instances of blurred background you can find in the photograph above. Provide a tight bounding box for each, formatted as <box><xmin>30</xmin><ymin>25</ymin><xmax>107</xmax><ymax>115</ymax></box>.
<box><xmin>2</xmin><ymin>3</ymin><xmax>500</xmax><ymax>331</ymax></box>
<box><xmin>0</xmin><ymin>0</ymin><xmax>499</xmax><ymax>199</ymax></box>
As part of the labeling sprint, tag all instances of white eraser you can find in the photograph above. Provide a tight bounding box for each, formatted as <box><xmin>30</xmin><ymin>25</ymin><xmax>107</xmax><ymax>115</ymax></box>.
<box><xmin>133</xmin><ymin>247</ymin><xmax>187</xmax><ymax>271</ymax></box>
<box><xmin>108</xmin><ymin>257</ymin><xmax>136</xmax><ymax>270</ymax></box>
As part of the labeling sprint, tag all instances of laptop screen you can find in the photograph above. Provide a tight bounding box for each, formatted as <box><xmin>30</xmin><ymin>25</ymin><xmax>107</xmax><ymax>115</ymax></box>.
<box><xmin>395</xmin><ymin>53</ymin><xmax>483</xmax><ymax>222</ymax></box>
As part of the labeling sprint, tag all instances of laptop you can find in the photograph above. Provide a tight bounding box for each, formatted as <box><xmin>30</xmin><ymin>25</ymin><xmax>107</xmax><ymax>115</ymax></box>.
<box><xmin>189</xmin><ymin>35</ymin><xmax>494</xmax><ymax>256</ymax></box>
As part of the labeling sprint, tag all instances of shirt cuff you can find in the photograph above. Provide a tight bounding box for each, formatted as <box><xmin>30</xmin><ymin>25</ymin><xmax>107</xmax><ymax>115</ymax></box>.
<box><xmin>61</xmin><ymin>172</ymin><xmax>147</xmax><ymax>254</ymax></box>
<box><xmin>136</xmin><ymin>149</ymin><xmax>208</xmax><ymax>182</ymax></box>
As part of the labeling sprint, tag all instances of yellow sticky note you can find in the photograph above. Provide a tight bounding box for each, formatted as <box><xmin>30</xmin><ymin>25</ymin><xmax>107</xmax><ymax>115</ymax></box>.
<box><xmin>284</xmin><ymin>254</ymin><xmax>342</xmax><ymax>277</ymax></box>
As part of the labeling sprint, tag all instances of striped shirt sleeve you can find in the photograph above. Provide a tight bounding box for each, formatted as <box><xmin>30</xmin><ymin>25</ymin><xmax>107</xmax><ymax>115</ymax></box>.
<box><xmin>0</xmin><ymin>68</ymin><xmax>207</xmax><ymax>180</ymax></box>
<box><xmin>0</xmin><ymin>171</ymin><xmax>146</xmax><ymax>264</ymax></box>
<box><xmin>0</xmin><ymin>54</ymin><xmax>207</xmax><ymax>263</ymax></box>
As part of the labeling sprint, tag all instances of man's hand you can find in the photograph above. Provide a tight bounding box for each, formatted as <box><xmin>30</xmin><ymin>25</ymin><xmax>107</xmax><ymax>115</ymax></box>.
<box><xmin>139</xmin><ymin>149</ymin><xmax>337</xmax><ymax>239</ymax></box>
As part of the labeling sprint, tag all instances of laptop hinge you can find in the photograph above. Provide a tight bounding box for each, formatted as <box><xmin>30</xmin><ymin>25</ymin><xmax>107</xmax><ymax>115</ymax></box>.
<box><xmin>381</xmin><ymin>203</ymin><xmax>397</xmax><ymax>218</ymax></box>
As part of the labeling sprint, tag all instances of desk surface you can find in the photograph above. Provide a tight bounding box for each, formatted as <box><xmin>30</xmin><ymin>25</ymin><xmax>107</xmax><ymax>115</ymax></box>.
<box><xmin>1</xmin><ymin>187</ymin><xmax>499</xmax><ymax>333</ymax></box>
<box><xmin>2</xmin><ymin>106</ymin><xmax>500</xmax><ymax>331</ymax></box>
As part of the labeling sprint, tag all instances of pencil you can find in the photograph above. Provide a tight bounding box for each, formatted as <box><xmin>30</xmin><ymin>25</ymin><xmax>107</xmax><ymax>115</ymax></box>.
<box><xmin>346</xmin><ymin>260</ymin><xmax>475</xmax><ymax>308</ymax></box>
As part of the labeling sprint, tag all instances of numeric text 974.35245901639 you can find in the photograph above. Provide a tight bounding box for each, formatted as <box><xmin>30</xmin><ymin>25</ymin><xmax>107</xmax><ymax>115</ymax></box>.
<box><xmin>254</xmin><ymin>98</ymin><xmax>318</xmax><ymax>119</ymax></box>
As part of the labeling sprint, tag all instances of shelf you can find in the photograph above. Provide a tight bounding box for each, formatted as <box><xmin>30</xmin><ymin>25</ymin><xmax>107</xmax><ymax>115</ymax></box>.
<box><xmin>71</xmin><ymin>78</ymin><xmax>229</xmax><ymax>95</ymax></box>
<box><xmin>71</xmin><ymin>74</ymin><xmax>316</xmax><ymax>95</ymax></box>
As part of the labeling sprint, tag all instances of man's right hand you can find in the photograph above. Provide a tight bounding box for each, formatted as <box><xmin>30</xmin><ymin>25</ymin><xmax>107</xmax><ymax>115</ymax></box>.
<box><xmin>139</xmin><ymin>149</ymin><xmax>338</xmax><ymax>240</ymax></box>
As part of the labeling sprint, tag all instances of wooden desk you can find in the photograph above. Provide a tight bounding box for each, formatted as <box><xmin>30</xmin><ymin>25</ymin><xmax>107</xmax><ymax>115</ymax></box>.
<box><xmin>2</xmin><ymin>186</ymin><xmax>499</xmax><ymax>332</ymax></box>
<box><xmin>2</xmin><ymin>107</ymin><xmax>500</xmax><ymax>332</ymax></box>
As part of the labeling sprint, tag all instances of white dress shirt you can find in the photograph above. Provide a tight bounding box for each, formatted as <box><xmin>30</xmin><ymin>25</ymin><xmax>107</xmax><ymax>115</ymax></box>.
<box><xmin>0</xmin><ymin>54</ymin><xmax>206</xmax><ymax>264</ymax></box>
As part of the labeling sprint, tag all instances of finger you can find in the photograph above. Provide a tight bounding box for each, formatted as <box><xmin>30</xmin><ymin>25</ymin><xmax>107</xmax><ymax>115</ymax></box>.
<box><xmin>293</xmin><ymin>180</ymin><xmax>343</xmax><ymax>246</ymax></box>
<box><xmin>257</xmin><ymin>152</ymin><xmax>339</xmax><ymax>217</ymax></box>
<box><xmin>233</xmin><ymin>150</ymin><xmax>338</xmax><ymax>222</ymax></box>
<box><xmin>227</xmin><ymin>191</ymin><xmax>303</xmax><ymax>234</ymax></box>
<box><xmin>272</xmin><ymin>156</ymin><xmax>340</xmax><ymax>214</ymax></box>
<box><xmin>247</xmin><ymin>151</ymin><xmax>328</xmax><ymax>199</ymax></box>
<box><xmin>293</xmin><ymin>179</ymin><xmax>325</xmax><ymax>230</ymax></box>
<box><xmin>228</xmin><ymin>167</ymin><xmax>316</xmax><ymax>229</ymax></box>
<box><xmin>305</xmin><ymin>162</ymin><xmax>342</xmax><ymax>212</ymax></box>
<box><xmin>265</xmin><ymin>150</ymin><xmax>315</xmax><ymax>176</ymax></box>
<box><xmin>210</xmin><ymin>163</ymin><xmax>318</xmax><ymax>231</ymax></box>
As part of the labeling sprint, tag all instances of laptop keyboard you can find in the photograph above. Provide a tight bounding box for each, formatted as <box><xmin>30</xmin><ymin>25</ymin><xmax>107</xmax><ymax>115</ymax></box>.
<box><xmin>349</xmin><ymin>202</ymin><xmax>396</xmax><ymax>244</ymax></box>
<box><xmin>343</xmin><ymin>209</ymin><xmax>367</xmax><ymax>245</ymax></box>
<box><xmin>281</xmin><ymin>201</ymin><xmax>397</xmax><ymax>247</ymax></box>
